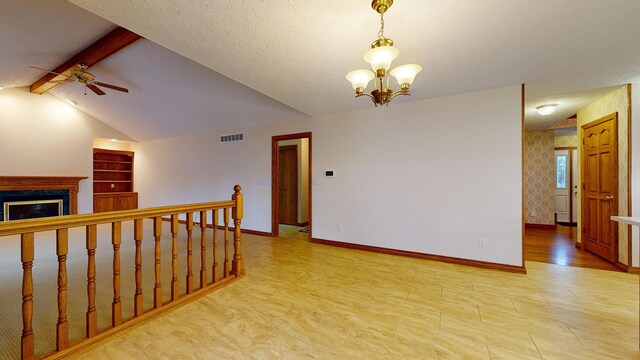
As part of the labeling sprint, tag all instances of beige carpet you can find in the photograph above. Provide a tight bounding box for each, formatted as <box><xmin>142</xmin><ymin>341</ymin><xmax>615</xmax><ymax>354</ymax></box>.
<box><xmin>0</xmin><ymin>220</ymin><xmax>231</xmax><ymax>359</ymax></box>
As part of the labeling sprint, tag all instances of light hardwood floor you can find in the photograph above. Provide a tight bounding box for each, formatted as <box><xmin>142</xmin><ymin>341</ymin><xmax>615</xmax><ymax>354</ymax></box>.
<box><xmin>71</xmin><ymin>229</ymin><xmax>639</xmax><ymax>359</ymax></box>
<box><xmin>524</xmin><ymin>224</ymin><xmax>621</xmax><ymax>272</ymax></box>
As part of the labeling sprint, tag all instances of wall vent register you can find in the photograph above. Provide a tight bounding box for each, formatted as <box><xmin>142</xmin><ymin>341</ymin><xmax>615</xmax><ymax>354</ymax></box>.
<box><xmin>220</xmin><ymin>133</ymin><xmax>244</xmax><ymax>143</ymax></box>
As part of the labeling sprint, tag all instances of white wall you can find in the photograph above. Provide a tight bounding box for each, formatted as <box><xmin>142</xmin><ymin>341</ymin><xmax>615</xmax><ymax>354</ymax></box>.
<box><xmin>134</xmin><ymin>85</ymin><xmax>523</xmax><ymax>266</ymax></box>
<box><xmin>0</xmin><ymin>87</ymin><xmax>132</xmax><ymax>213</ymax></box>
<box><xmin>632</xmin><ymin>83</ymin><xmax>640</xmax><ymax>267</ymax></box>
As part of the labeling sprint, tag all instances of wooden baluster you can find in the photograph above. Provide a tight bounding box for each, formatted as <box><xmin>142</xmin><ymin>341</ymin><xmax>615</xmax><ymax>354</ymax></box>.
<box><xmin>171</xmin><ymin>215</ymin><xmax>179</xmax><ymax>301</ymax></box>
<box><xmin>232</xmin><ymin>185</ymin><xmax>245</xmax><ymax>276</ymax></box>
<box><xmin>134</xmin><ymin>219</ymin><xmax>144</xmax><ymax>317</ymax></box>
<box><xmin>56</xmin><ymin>229</ymin><xmax>69</xmax><ymax>351</ymax></box>
<box><xmin>200</xmin><ymin>210</ymin><xmax>207</xmax><ymax>288</ymax></box>
<box><xmin>153</xmin><ymin>217</ymin><xmax>162</xmax><ymax>308</ymax></box>
<box><xmin>223</xmin><ymin>207</ymin><xmax>230</xmax><ymax>277</ymax></box>
<box><xmin>186</xmin><ymin>213</ymin><xmax>194</xmax><ymax>294</ymax></box>
<box><xmin>111</xmin><ymin>222</ymin><xmax>122</xmax><ymax>327</ymax></box>
<box><xmin>86</xmin><ymin>225</ymin><xmax>97</xmax><ymax>338</ymax></box>
<box><xmin>21</xmin><ymin>233</ymin><xmax>34</xmax><ymax>360</ymax></box>
<box><xmin>212</xmin><ymin>209</ymin><xmax>219</xmax><ymax>283</ymax></box>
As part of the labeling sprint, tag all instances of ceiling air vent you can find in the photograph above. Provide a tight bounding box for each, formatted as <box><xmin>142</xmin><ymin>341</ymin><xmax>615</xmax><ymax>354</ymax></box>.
<box><xmin>220</xmin><ymin>133</ymin><xmax>244</xmax><ymax>143</ymax></box>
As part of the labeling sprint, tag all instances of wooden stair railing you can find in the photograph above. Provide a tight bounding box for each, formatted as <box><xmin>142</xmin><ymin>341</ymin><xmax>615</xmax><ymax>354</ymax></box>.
<box><xmin>0</xmin><ymin>185</ymin><xmax>244</xmax><ymax>360</ymax></box>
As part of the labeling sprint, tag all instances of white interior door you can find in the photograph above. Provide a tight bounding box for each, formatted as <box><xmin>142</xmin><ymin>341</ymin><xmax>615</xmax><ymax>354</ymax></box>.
<box><xmin>571</xmin><ymin>149</ymin><xmax>578</xmax><ymax>223</ymax></box>
<box><xmin>555</xmin><ymin>149</ymin><xmax>570</xmax><ymax>223</ymax></box>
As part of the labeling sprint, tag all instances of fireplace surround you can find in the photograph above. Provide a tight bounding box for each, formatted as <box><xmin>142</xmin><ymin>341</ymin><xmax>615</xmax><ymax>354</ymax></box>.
<box><xmin>0</xmin><ymin>176</ymin><xmax>87</xmax><ymax>221</ymax></box>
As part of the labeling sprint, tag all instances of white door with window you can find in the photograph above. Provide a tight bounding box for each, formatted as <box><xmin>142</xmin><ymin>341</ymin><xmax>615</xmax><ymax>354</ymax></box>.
<box><xmin>555</xmin><ymin>149</ymin><xmax>570</xmax><ymax>223</ymax></box>
<box><xmin>571</xmin><ymin>149</ymin><xmax>578</xmax><ymax>223</ymax></box>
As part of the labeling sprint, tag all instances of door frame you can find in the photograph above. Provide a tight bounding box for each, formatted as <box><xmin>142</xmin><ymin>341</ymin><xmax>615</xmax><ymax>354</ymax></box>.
<box><xmin>580</xmin><ymin>112</ymin><xmax>618</xmax><ymax>263</ymax></box>
<box><xmin>555</xmin><ymin>146</ymin><xmax>577</xmax><ymax>224</ymax></box>
<box><xmin>278</xmin><ymin>145</ymin><xmax>299</xmax><ymax>225</ymax></box>
<box><xmin>271</xmin><ymin>132</ymin><xmax>312</xmax><ymax>238</ymax></box>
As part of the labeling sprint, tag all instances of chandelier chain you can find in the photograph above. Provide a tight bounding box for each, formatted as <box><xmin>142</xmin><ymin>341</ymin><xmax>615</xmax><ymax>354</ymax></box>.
<box><xmin>378</xmin><ymin>13</ymin><xmax>385</xmax><ymax>39</ymax></box>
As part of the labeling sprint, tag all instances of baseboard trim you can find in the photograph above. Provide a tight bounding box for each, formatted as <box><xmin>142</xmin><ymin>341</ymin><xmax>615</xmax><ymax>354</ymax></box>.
<box><xmin>615</xmin><ymin>261</ymin><xmax>630</xmax><ymax>273</ymax></box>
<box><xmin>311</xmin><ymin>237</ymin><xmax>527</xmax><ymax>274</ymax></box>
<box><xmin>213</xmin><ymin>225</ymin><xmax>271</xmax><ymax>237</ymax></box>
<box><xmin>629</xmin><ymin>267</ymin><xmax>640</xmax><ymax>275</ymax></box>
<box><xmin>524</xmin><ymin>223</ymin><xmax>556</xmax><ymax>229</ymax></box>
<box><xmin>161</xmin><ymin>217</ymin><xmax>271</xmax><ymax>237</ymax></box>
<box><xmin>295</xmin><ymin>221</ymin><xmax>309</xmax><ymax>227</ymax></box>
<box><xmin>575</xmin><ymin>241</ymin><xmax>583</xmax><ymax>250</ymax></box>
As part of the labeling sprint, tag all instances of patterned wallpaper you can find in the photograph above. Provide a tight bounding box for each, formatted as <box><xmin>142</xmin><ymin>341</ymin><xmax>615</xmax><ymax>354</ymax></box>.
<box><xmin>524</xmin><ymin>130</ymin><xmax>555</xmax><ymax>225</ymax></box>
<box><xmin>554</xmin><ymin>133</ymin><xmax>578</xmax><ymax>147</ymax></box>
<box><xmin>576</xmin><ymin>85</ymin><xmax>630</xmax><ymax>265</ymax></box>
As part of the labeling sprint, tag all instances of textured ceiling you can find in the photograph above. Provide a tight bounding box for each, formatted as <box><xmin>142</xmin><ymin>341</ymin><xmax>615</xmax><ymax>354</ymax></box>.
<box><xmin>0</xmin><ymin>0</ymin><xmax>114</xmax><ymax>89</ymax></box>
<box><xmin>69</xmin><ymin>0</ymin><xmax>640</xmax><ymax>128</ymax></box>
<box><xmin>3</xmin><ymin>0</ymin><xmax>640</xmax><ymax>139</ymax></box>
<box><xmin>0</xmin><ymin>0</ymin><xmax>305</xmax><ymax>141</ymax></box>
<box><xmin>48</xmin><ymin>39</ymin><xmax>306</xmax><ymax>141</ymax></box>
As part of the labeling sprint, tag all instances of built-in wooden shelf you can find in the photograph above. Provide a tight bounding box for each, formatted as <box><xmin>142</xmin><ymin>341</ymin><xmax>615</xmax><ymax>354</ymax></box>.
<box><xmin>93</xmin><ymin>148</ymin><xmax>137</xmax><ymax>212</ymax></box>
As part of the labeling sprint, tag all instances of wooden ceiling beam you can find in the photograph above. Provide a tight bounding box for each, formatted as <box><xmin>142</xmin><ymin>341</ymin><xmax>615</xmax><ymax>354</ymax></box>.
<box><xmin>30</xmin><ymin>27</ymin><xmax>141</xmax><ymax>94</ymax></box>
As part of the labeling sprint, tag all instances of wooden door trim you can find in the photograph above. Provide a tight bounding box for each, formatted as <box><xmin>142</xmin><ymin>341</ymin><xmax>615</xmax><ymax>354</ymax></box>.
<box><xmin>272</xmin><ymin>132</ymin><xmax>312</xmax><ymax>238</ymax></box>
<box><xmin>580</xmin><ymin>112</ymin><xmax>618</xmax><ymax>263</ymax></box>
<box><xmin>627</xmin><ymin>84</ymin><xmax>634</xmax><ymax>270</ymax></box>
<box><xmin>278</xmin><ymin>145</ymin><xmax>298</xmax><ymax>225</ymax></box>
<box><xmin>521</xmin><ymin>84</ymin><xmax>524</xmax><ymax>269</ymax></box>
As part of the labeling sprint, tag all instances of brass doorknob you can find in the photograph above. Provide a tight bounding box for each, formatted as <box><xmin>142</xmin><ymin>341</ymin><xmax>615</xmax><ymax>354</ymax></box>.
<box><xmin>606</xmin><ymin>196</ymin><xmax>614</xmax><ymax>200</ymax></box>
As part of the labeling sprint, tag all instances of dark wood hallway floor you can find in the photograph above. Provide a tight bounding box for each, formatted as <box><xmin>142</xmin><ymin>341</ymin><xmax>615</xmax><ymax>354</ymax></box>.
<box><xmin>524</xmin><ymin>224</ymin><xmax>621</xmax><ymax>272</ymax></box>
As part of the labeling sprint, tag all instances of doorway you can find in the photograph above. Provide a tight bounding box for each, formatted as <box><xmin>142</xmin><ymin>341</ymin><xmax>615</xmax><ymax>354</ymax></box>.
<box><xmin>271</xmin><ymin>132</ymin><xmax>312</xmax><ymax>240</ymax></box>
<box><xmin>581</xmin><ymin>113</ymin><xmax>618</xmax><ymax>263</ymax></box>
<box><xmin>554</xmin><ymin>147</ymin><xmax>577</xmax><ymax>225</ymax></box>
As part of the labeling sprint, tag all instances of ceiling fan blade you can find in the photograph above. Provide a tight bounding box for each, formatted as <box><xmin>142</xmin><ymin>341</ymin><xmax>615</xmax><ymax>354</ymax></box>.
<box><xmin>94</xmin><ymin>81</ymin><xmax>129</xmax><ymax>93</ymax></box>
<box><xmin>86</xmin><ymin>84</ymin><xmax>106</xmax><ymax>95</ymax></box>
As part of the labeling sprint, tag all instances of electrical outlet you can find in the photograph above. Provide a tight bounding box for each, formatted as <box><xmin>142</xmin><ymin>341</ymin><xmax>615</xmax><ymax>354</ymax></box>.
<box><xmin>337</xmin><ymin>224</ymin><xmax>343</xmax><ymax>231</ymax></box>
<box><xmin>478</xmin><ymin>238</ymin><xmax>486</xmax><ymax>248</ymax></box>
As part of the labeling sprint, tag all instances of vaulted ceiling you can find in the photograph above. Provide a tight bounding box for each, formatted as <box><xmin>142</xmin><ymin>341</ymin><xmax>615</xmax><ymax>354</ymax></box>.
<box><xmin>2</xmin><ymin>0</ymin><xmax>640</xmax><ymax>139</ymax></box>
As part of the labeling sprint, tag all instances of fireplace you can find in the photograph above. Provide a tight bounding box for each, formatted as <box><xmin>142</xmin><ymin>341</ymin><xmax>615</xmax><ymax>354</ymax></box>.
<box><xmin>3</xmin><ymin>199</ymin><xmax>63</xmax><ymax>221</ymax></box>
<box><xmin>0</xmin><ymin>176</ymin><xmax>87</xmax><ymax>222</ymax></box>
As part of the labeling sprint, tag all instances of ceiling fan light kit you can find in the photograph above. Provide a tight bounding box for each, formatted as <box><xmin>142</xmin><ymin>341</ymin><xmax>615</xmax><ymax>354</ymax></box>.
<box><xmin>346</xmin><ymin>0</ymin><xmax>422</xmax><ymax>107</ymax></box>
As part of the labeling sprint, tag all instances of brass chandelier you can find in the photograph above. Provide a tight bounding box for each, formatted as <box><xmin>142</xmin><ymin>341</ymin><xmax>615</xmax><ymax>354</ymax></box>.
<box><xmin>346</xmin><ymin>0</ymin><xmax>422</xmax><ymax>107</ymax></box>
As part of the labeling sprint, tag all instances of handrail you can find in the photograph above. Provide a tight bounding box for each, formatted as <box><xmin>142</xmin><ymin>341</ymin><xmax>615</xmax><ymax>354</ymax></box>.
<box><xmin>0</xmin><ymin>200</ymin><xmax>236</xmax><ymax>236</ymax></box>
<box><xmin>1</xmin><ymin>185</ymin><xmax>245</xmax><ymax>360</ymax></box>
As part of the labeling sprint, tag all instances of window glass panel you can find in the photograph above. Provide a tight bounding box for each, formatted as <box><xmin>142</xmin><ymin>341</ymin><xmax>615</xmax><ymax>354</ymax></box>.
<box><xmin>556</xmin><ymin>155</ymin><xmax>567</xmax><ymax>188</ymax></box>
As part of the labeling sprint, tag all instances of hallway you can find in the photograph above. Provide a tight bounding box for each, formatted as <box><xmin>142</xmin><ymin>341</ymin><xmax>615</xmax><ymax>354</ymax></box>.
<box><xmin>524</xmin><ymin>225</ymin><xmax>621</xmax><ymax>272</ymax></box>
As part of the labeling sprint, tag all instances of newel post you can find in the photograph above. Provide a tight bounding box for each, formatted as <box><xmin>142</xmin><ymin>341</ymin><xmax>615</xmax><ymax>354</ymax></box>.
<box><xmin>231</xmin><ymin>185</ymin><xmax>245</xmax><ymax>276</ymax></box>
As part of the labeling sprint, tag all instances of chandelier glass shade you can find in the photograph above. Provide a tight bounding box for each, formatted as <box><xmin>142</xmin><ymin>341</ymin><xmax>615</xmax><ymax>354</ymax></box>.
<box><xmin>346</xmin><ymin>0</ymin><xmax>422</xmax><ymax>107</ymax></box>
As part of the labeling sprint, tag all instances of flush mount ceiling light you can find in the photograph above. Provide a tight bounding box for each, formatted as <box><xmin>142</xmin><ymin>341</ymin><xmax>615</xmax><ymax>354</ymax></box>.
<box><xmin>536</xmin><ymin>104</ymin><xmax>558</xmax><ymax>116</ymax></box>
<box><xmin>346</xmin><ymin>0</ymin><xmax>422</xmax><ymax>107</ymax></box>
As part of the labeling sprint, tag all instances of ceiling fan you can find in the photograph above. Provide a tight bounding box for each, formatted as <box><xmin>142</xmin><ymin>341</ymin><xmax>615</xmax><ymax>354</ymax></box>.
<box><xmin>30</xmin><ymin>64</ymin><xmax>129</xmax><ymax>95</ymax></box>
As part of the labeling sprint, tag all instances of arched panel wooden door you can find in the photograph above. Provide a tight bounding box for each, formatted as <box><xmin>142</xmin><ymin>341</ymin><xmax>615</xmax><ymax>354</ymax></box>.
<box><xmin>581</xmin><ymin>113</ymin><xmax>618</xmax><ymax>263</ymax></box>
